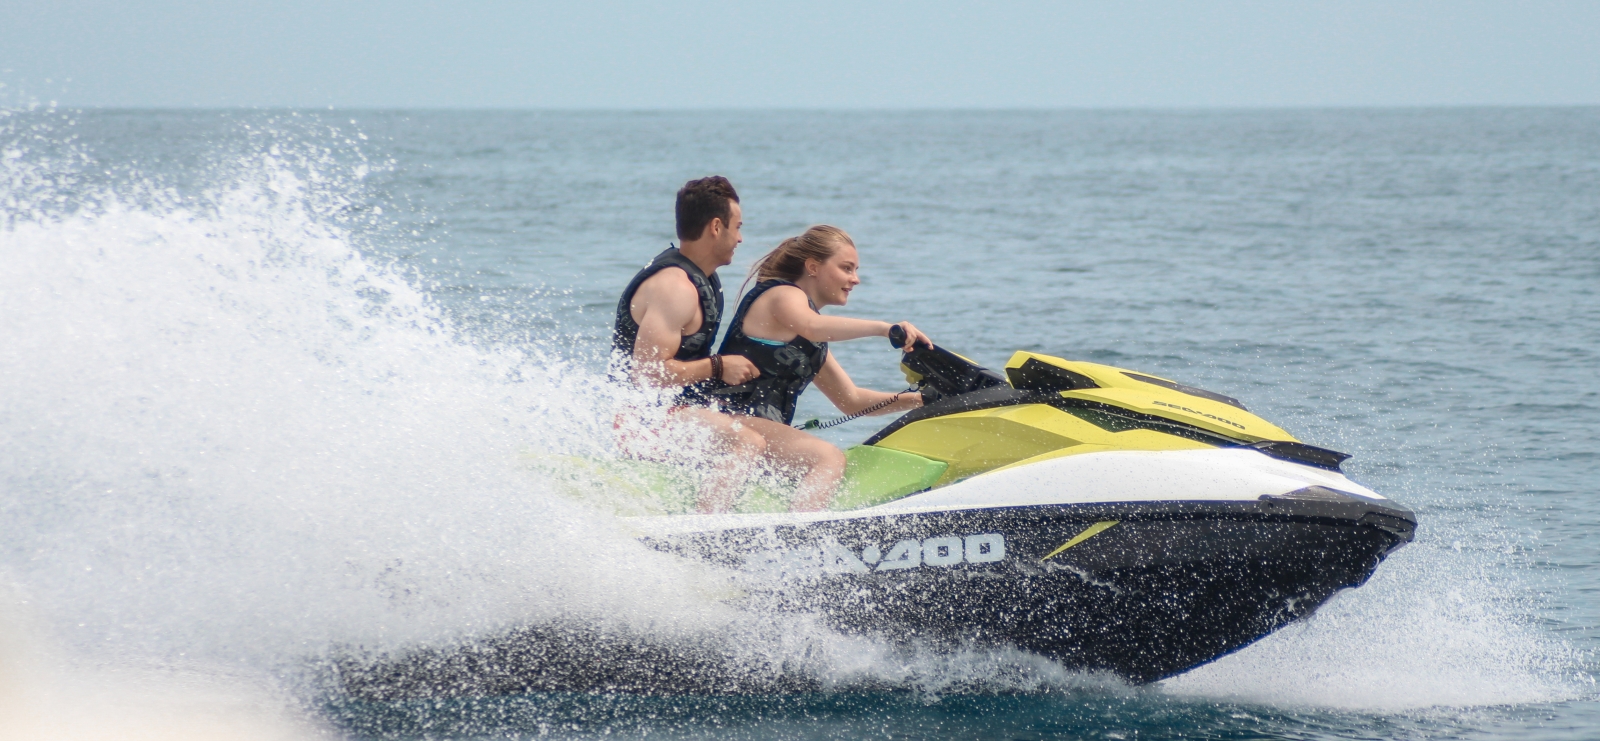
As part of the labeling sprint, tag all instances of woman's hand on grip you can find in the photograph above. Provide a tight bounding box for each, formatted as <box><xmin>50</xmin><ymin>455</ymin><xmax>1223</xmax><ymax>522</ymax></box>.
<box><xmin>892</xmin><ymin>321</ymin><xmax>932</xmax><ymax>351</ymax></box>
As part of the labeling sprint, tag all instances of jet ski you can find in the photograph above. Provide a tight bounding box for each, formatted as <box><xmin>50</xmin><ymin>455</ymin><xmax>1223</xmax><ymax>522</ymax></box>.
<box><xmin>627</xmin><ymin>333</ymin><xmax>1417</xmax><ymax>684</ymax></box>
<box><xmin>338</xmin><ymin>337</ymin><xmax>1416</xmax><ymax>698</ymax></box>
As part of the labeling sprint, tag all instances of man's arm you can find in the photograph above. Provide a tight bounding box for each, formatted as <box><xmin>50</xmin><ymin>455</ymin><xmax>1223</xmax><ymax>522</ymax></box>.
<box><xmin>630</xmin><ymin>269</ymin><xmax>757</xmax><ymax>388</ymax></box>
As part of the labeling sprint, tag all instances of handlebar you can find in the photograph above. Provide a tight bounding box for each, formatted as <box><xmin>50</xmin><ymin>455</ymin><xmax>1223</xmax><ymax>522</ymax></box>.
<box><xmin>888</xmin><ymin>324</ymin><xmax>907</xmax><ymax>349</ymax></box>
<box><xmin>895</xmin><ymin>337</ymin><xmax>1010</xmax><ymax>398</ymax></box>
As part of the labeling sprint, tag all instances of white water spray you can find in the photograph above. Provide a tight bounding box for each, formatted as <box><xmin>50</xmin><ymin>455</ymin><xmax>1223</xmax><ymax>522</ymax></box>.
<box><xmin>0</xmin><ymin>112</ymin><xmax>743</xmax><ymax>674</ymax></box>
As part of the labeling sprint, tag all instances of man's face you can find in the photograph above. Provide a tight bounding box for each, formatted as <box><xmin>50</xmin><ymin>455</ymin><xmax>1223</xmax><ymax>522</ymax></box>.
<box><xmin>711</xmin><ymin>201</ymin><xmax>743</xmax><ymax>266</ymax></box>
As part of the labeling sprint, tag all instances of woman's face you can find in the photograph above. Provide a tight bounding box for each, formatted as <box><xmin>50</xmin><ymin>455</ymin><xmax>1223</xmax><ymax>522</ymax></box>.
<box><xmin>804</xmin><ymin>244</ymin><xmax>861</xmax><ymax>307</ymax></box>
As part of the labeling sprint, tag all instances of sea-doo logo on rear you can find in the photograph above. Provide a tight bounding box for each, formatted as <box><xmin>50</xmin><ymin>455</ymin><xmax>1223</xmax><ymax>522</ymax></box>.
<box><xmin>747</xmin><ymin>533</ymin><xmax>1006</xmax><ymax>578</ymax></box>
<box><xmin>1151</xmin><ymin>400</ymin><xmax>1246</xmax><ymax>430</ymax></box>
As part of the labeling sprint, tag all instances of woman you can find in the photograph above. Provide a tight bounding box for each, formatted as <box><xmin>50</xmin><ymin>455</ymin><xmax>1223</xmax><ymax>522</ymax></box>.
<box><xmin>709</xmin><ymin>225</ymin><xmax>932</xmax><ymax>512</ymax></box>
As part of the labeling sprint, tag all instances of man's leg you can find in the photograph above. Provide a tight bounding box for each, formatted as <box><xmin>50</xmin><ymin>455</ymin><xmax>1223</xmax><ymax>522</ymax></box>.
<box><xmin>730</xmin><ymin>416</ymin><xmax>847</xmax><ymax>512</ymax></box>
<box><xmin>668</xmin><ymin>406</ymin><xmax>768</xmax><ymax>513</ymax></box>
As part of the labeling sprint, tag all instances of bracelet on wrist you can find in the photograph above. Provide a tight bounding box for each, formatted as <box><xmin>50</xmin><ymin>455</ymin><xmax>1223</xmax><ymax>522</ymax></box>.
<box><xmin>710</xmin><ymin>354</ymin><xmax>723</xmax><ymax>382</ymax></box>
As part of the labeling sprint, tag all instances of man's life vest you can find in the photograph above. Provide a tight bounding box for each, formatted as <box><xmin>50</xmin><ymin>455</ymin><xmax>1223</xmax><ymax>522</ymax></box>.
<box><xmin>612</xmin><ymin>247</ymin><xmax>724</xmax><ymax>404</ymax></box>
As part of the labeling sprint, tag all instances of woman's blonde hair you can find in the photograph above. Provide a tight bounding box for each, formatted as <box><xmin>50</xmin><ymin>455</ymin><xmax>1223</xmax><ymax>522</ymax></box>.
<box><xmin>743</xmin><ymin>225</ymin><xmax>855</xmax><ymax>295</ymax></box>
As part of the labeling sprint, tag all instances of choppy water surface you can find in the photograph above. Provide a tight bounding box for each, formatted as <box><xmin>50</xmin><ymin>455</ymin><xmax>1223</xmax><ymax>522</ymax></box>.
<box><xmin>1</xmin><ymin>108</ymin><xmax>1596</xmax><ymax>739</ymax></box>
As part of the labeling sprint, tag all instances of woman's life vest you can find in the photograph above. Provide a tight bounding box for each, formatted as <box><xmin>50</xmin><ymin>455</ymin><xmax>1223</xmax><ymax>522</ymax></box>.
<box><xmin>712</xmin><ymin>280</ymin><xmax>830</xmax><ymax>425</ymax></box>
<box><xmin>611</xmin><ymin>247</ymin><xmax>723</xmax><ymax>404</ymax></box>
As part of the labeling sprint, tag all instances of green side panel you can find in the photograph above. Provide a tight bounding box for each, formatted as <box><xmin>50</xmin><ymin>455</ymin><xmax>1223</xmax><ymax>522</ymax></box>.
<box><xmin>832</xmin><ymin>445</ymin><xmax>949</xmax><ymax>511</ymax></box>
<box><xmin>526</xmin><ymin>453</ymin><xmax>794</xmax><ymax>515</ymax></box>
<box><xmin>525</xmin><ymin>454</ymin><xmax>699</xmax><ymax>516</ymax></box>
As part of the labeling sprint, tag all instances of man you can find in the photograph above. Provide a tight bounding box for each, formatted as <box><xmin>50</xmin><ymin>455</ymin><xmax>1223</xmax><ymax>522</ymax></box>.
<box><xmin>612</xmin><ymin>176</ymin><xmax>763</xmax><ymax>512</ymax></box>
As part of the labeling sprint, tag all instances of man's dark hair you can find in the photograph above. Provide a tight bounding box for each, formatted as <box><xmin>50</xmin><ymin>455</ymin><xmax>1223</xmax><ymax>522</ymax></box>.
<box><xmin>675</xmin><ymin>176</ymin><xmax>740</xmax><ymax>242</ymax></box>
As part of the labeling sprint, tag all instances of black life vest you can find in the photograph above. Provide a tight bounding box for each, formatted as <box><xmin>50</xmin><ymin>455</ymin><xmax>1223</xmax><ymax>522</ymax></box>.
<box><xmin>612</xmin><ymin>247</ymin><xmax>724</xmax><ymax>402</ymax></box>
<box><xmin>712</xmin><ymin>280</ymin><xmax>829</xmax><ymax>425</ymax></box>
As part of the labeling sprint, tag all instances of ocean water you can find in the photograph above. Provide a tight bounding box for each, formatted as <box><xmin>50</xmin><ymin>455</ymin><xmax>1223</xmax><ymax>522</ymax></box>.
<box><xmin>1</xmin><ymin>107</ymin><xmax>1597</xmax><ymax>739</ymax></box>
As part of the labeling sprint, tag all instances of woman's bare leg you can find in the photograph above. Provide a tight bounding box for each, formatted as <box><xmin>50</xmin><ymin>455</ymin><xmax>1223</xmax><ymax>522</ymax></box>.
<box><xmin>668</xmin><ymin>407</ymin><xmax>768</xmax><ymax>513</ymax></box>
<box><xmin>733</xmin><ymin>416</ymin><xmax>847</xmax><ymax>512</ymax></box>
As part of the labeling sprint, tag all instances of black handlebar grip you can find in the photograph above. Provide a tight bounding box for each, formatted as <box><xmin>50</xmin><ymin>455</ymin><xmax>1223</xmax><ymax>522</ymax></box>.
<box><xmin>888</xmin><ymin>324</ymin><xmax>907</xmax><ymax>349</ymax></box>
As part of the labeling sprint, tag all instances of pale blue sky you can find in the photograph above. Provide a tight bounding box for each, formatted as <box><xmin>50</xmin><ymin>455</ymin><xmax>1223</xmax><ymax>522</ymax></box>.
<box><xmin>3</xmin><ymin>1</ymin><xmax>1597</xmax><ymax>108</ymax></box>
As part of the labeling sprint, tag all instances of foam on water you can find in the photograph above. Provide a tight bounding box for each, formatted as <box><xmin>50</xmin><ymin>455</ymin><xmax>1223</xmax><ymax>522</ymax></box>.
<box><xmin>0</xmin><ymin>110</ymin><xmax>1590</xmax><ymax>733</ymax></box>
<box><xmin>1163</xmin><ymin>535</ymin><xmax>1589</xmax><ymax>710</ymax></box>
<box><xmin>0</xmin><ymin>615</ymin><xmax>328</xmax><ymax>741</ymax></box>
